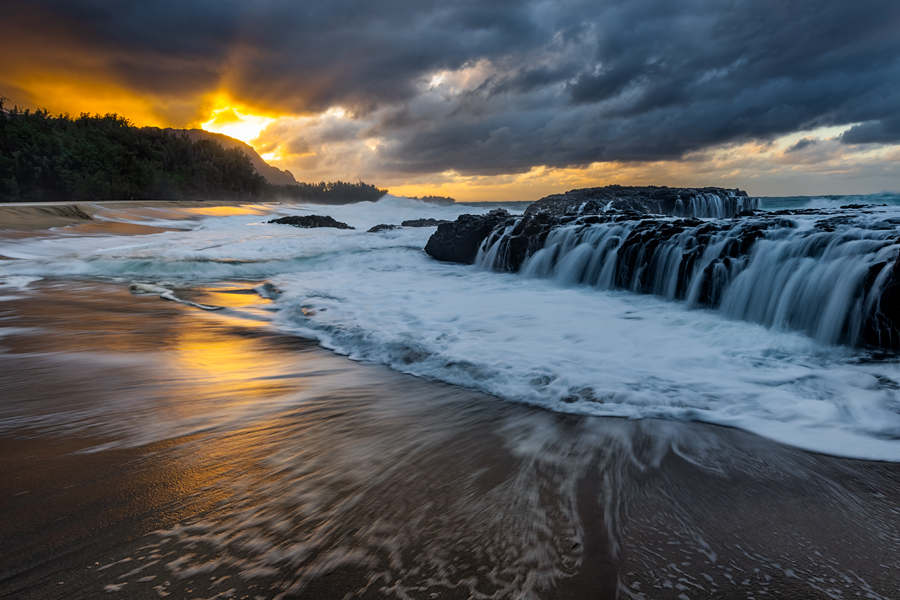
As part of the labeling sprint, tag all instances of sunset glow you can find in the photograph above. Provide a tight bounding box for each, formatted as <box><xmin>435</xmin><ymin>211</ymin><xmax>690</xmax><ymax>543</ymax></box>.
<box><xmin>1</xmin><ymin>1</ymin><xmax>897</xmax><ymax>199</ymax></box>
<box><xmin>4</xmin><ymin>4</ymin><xmax>900</xmax><ymax>596</ymax></box>
<box><xmin>201</xmin><ymin>106</ymin><xmax>277</xmax><ymax>145</ymax></box>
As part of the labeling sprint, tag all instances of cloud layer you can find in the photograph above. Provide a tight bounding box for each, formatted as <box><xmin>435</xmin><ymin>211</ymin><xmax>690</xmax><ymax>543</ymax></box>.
<box><xmin>2</xmin><ymin>0</ymin><xmax>899</xmax><ymax>191</ymax></box>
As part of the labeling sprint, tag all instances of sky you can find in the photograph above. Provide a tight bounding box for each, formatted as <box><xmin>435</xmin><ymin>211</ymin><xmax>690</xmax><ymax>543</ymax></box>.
<box><xmin>1</xmin><ymin>0</ymin><xmax>899</xmax><ymax>201</ymax></box>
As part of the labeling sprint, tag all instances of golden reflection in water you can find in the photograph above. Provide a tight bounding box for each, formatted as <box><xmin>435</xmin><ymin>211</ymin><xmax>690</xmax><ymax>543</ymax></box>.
<box><xmin>199</xmin><ymin>287</ymin><xmax>278</xmax><ymax>309</ymax></box>
<box><xmin>0</xmin><ymin>280</ymin><xmax>319</xmax><ymax>440</ymax></box>
<box><xmin>92</xmin><ymin>206</ymin><xmax>203</xmax><ymax>222</ymax></box>
<box><xmin>179</xmin><ymin>205</ymin><xmax>277</xmax><ymax>218</ymax></box>
<box><xmin>163</xmin><ymin>301</ymin><xmax>306</xmax><ymax>422</ymax></box>
<box><xmin>0</xmin><ymin>279</ymin><xmax>313</xmax><ymax>576</ymax></box>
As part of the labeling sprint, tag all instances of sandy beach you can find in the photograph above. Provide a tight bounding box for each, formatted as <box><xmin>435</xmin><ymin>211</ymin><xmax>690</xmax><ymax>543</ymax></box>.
<box><xmin>2</xmin><ymin>204</ymin><xmax>900</xmax><ymax>599</ymax></box>
<box><xmin>0</xmin><ymin>200</ymin><xmax>266</xmax><ymax>233</ymax></box>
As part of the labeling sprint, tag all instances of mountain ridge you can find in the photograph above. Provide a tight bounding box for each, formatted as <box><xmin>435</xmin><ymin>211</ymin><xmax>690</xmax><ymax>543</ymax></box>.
<box><xmin>168</xmin><ymin>128</ymin><xmax>298</xmax><ymax>186</ymax></box>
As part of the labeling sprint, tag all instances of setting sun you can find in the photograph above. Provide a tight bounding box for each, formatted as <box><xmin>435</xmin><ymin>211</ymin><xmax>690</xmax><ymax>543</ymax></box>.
<box><xmin>201</xmin><ymin>106</ymin><xmax>276</xmax><ymax>145</ymax></box>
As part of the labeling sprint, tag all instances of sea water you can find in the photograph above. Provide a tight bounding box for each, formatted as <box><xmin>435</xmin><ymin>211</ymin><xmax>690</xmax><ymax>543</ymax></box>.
<box><xmin>2</xmin><ymin>193</ymin><xmax>900</xmax><ymax>461</ymax></box>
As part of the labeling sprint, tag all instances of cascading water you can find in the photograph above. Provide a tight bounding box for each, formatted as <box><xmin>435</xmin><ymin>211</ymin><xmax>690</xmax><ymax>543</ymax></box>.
<box><xmin>671</xmin><ymin>191</ymin><xmax>761</xmax><ymax>218</ymax></box>
<box><xmin>522</xmin><ymin>186</ymin><xmax>761</xmax><ymax>219</ymax></box>
<box><xmin>476</xmin><ymin>209</ymin><xmax>900</xmax><ymax>347</ymax></box>
<box><xmin>7</xmin><ymin>196</ymin><xmax>900</xmax><ymax>459</ymax></box>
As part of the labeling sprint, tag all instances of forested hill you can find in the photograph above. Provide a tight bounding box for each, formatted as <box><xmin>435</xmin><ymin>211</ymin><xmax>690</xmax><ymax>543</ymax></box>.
<box><xmin>175</xmin><ymin>128</ymin><xmax>299</xmax><ymax>186</ymax></box>
<box><xmin>0</xmin><ymin>100</ymin><xmax>387</xmax><ymax>204</ymax></box>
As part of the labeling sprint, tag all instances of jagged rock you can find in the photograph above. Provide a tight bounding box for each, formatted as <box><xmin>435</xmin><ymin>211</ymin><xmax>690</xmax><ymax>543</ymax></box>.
<box><xmin>401</xmin><ymin>218</ymin><xmax>451</xmax><ymax>227</ymax></box>
<box><xmin>525</xmin><ymin>185</ymin><xmax>758</xmax><ymax>218</ymax></box>
<box><xmin>425</xmin><ymin>186</ymin><xmax>758</xmax><ymax>267</ymax></box>
<box><xmin>862</xmin><ymin>255</ymin><xmax>900</xmax><ymax>349</ymax></box>
<box><xmin>367</xmin><ymin>224</ymin><xmax>400</xmax><ymax>233</ymax></box>
<box><xmin>268</xmin><ymin>215</ymin><xmax>355</xmax><ymax>229</ymax></box>
<box><xmin>424</xmin><ymin>196</ymin><xmax>900</xmax><ymax>348</ymax></box>
<box><xmin>424</xmin><ymin>209</ymin><xmax>512</xmax><ymax>264</ymax></box>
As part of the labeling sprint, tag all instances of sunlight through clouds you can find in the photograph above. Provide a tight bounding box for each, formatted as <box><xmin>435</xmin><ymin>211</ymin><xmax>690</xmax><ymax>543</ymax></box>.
<box><xmin>201</xmin><ymin>107</ymin><xmax>276</xmax><ymax>145</ymax></box>
<box><xmin>6</xmin><ymin>1</ymin><xmax>897</xmax><ymax>199</ymax></box>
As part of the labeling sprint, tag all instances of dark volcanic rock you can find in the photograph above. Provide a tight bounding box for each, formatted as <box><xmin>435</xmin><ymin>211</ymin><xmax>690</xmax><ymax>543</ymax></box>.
<box><xmin>367</xmin><ymin>223</ymin><xmax>401</xmax><ymax>233</ymax></box>
<box><xmin>424</xmin><ymin>209</ymin><xmax>512</xmax><ymax>264</ymax></box>
<box><xmin>401</xmin><ymin>218</ymin><xmax>451</xmax><ymax>227</ymax></box>
<box><xmin>268</xmin><ymin>215</ymin><xmax>355</xmax><ymax>229</ymax></box>
<box><xmin>482</xmin><ymin>212</ymin><xmax>586</xmax><ymax>271</ymax></box>
<box><xmin>424</xmin><ymin>185</ymin><xmax>759</xmax><ymax>266</ymax></box>
<box><xmin>525</xmin><ymin>185</ymin><xmax>757</xmax><ymax>218</ymax></box>
<box><xmin>423</xmin><ymin>187</ymin><xmax>900</xmax><ymax>349</ymax></box>
<box><xmin>862</xmin><ymin>255</ymin><xmax>900</xmax><ymax>349</ymax></box>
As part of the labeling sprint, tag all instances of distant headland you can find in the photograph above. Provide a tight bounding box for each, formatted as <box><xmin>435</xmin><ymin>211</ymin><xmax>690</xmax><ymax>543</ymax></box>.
<box><xmin>0</xmin><ymin>99</ymin><xmax>387</xmax><ymax>204</ymax></box>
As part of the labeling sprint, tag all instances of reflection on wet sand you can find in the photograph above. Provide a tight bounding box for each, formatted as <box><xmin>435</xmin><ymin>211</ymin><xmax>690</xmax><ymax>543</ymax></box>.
<box><xmin>1</xmin><ymin>282</ymin><xmax>899</xmax><ymax>599</ymax></box>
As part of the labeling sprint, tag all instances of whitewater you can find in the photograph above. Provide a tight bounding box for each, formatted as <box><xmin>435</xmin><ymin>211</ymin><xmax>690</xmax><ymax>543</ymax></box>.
<box><xmin>2</xmin><ymin>193</ymin><xmax>900</xmax><ymax>461</ymax></box>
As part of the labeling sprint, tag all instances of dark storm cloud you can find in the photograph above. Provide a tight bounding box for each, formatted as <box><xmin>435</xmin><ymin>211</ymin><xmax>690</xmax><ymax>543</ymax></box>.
<box><xmin>841</xmin><ymin>118</ymin><xmax>900</xmax><ymax>145</ymax></box>
<box><xmin>4</xmin><ymin>0</ymin><xmax>900</xmax><ymax>175</ymax></box>
<box><xmin>786</xmin><ymin>138</ymin><xmax>819</xmax><ymax>153</ymax></box>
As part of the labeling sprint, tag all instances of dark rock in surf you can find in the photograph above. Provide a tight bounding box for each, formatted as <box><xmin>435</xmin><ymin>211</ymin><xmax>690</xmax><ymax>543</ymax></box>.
<box><xmin>428</xmin><ymin>202</ymin><xmax>900</xmax><ymax>349</ymax></box>
<box><xmin>424</xmin><ymin>209</ymin><xmax>512</xmax><ymax>264</ymax></box>
<box><xmin>268</xmin><ymin>215</ymin><xmax>355</xmax><ymax>229</ymax></box>
<box><xmin>368</xmin><ymin>219</ymin><xmax>450</xmax><ymax>233</ymax></box>
<box><xmin>367</xmin><ymin>223</ymin><xmax>400</xmax><ymax>233</ymax></box>
<box><xmin>422</xmin><ymin>188</ymin><xmax>900</xmax><ymax>349</ymax></box>
<box><xmin>425</xmin><ymin>186</ymin><xmax>759</xmax><ymax>266</ymax></box>
<box><xmin>861</xmin><ymin>254</ymin><xmax>900</xmax><ymax>349</ymax></box>
<box><xmin>525</xmin><ymin>185</ymin><xmax>758</xmax><ymax>218</ymax></box>
<box><xmin>401</xmin><ymin>218</ymin><xmax>451</xmax><ymax>227</ymax></box>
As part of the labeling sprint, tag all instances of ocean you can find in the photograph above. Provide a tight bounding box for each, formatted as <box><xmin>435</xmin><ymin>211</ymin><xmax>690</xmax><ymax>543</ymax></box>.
<box><xmin>2</xmin><ymin>193</ymin><xmax>900</xmax><ymax>461</ymax></box>
<box><xmin>3</xmin><ymin>193</ymin><xmax>900</xmax><ymax>598</ymax></box>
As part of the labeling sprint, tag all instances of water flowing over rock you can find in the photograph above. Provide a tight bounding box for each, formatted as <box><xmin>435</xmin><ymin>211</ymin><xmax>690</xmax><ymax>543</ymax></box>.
<box><xmin>426</xmin><ymin>199</ymin><xmax>900</xmax><ymax>348</ymax></box>
<box><xmin>526</xmin><ymin>185</ymin><xmax>759</xmax><ymax>218</ymax></box>
<box><xmin>367</xmin><ymin>223</ymin><xmax>401</xmax><ymax>233</ymax></box>
<box><xmin>268</xmin><ymin>215</ymin><xmax>355</xmax><ymax>229</ymax></box>
<box><xmin>424</xmin><ymin>209</ymin><xmax>512</xmax><ymax>264</ymax></box>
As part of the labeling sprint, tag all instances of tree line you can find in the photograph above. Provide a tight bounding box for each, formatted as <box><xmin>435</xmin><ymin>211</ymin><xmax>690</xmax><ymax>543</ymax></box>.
<box><xmin>271</xmin><ymin>181</ymin><xmax>390</xmax><ymax>204</ymax></box>
<box><xmin>0</xmin><ymin>99</ymin><xmax>388</xmax><ymax>204</ymax></box>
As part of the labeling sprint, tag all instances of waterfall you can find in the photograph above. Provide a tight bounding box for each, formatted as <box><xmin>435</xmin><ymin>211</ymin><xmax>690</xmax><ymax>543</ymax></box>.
<box><xmin>475</xmin><ymin>212</ymin><xmax>900</xmax><ymax>346</ymax></box>
<box><xmin>524</xmin><ymin>188</ymin><xmax>761</xmax><ymax>219</ymax></box>
<box><xmin>671</xmin><ymin>192</ymin><xmax>761</xmax><ymax>218</ymax></box>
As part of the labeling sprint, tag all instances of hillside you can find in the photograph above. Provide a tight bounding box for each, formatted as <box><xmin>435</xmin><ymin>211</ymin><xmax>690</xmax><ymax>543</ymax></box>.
<box><xmin>0</xmin><ymin>104</ymin><xmax>268</xmax><ymax>202</ymax></box>
<box><xmin>173</xmin><ymin>129</ymin><xmax>298</xmax><ymax>186</ymax></box>
<box><xmin>0</xmin><ymin>99</ymin><xmax>386</xmax><ymax>204</ymax></box>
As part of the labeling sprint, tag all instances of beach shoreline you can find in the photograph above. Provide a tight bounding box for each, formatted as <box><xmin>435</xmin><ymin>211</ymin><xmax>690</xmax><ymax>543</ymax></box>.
<box><xmin>1</xmin><ymin>278</ymin><xmax>899</xmax><ymax>599</ymax></box>
<box><xmin>2</xmin><ymin>203</ymin><xmax>900</xmax><ymax>599</ymax></box>
<box><xmin>0</xmin><ymin>199</ymin><xmax>287</xmax><ymax>232</ymax></box>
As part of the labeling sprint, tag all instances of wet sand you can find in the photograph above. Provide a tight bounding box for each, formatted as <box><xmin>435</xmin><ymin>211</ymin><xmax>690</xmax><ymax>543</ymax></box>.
<box><xmin>0</xmin><ymin>200</ymin><xmax>274</xmax><ymax>232</ymax></box>
<box><xmin>2</xmin><ymin>283</ymin><xmax>900</xmax><ymax>598</ymax></box>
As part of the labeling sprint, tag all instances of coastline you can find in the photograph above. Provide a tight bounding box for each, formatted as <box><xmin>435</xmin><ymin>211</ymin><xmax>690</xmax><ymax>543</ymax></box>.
<box><xmin>1</xmin><ymin>279</ymin><xmax>899</xmax><ymax>598</ymax></box>
<box><xmin>0</xmin><ymin>199</ymin><xmax>270</xmax><ymax>232</ymax></box>
<box><xmin>2</xmin><ymin>203</ymin><xmax>900</xmax><ymax>598</ymax></box>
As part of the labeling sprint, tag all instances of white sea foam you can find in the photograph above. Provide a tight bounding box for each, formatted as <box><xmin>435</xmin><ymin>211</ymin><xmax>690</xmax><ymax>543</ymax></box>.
<box><xmin>760</xmin><ymin>192</ymin><xmax>900</xmax><ymax>211</ymax></box>
<box><xmin>2</xmin><ymin>197</ymin><xmax>900</xmax><ymax>460</ymax></box>
<box><xmin>0</xmin><ymin>274</ymin><xmax>42</xmax><ymax>290</ymax></box>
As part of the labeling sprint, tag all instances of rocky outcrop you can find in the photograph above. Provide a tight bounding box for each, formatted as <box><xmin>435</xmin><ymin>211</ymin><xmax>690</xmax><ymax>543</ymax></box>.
<box><xmin>525</xmin><ymin>185</ymin><xmax>758</xmax><ymax>218</ymax></box>
<box><xmin>367</xmin><ymin>224</ymin><xmax>401</xmax><ymax>233</ymax></box>
<box><xmin>367</xmin><ymin>219</ymin><xmax>450</xmax><ymax>233</ymax></box>
<box><xmin>401</xmin><ymin>218</ymin><xmax>451</xmax><ymax>227</ymax></box>
<box><xmin>424</xmin><ymin>209</ymin><xmax>513</xmax><ymax>264</ymax></box>
<box><xmin>478</xmin><ymin>212</ymin><xmax>779</xmax><ymax>300</ymax></box>
<box><xmin>861</xmin><ymin>254</ymin><xmax>900</xmax><ymax>349</ymax></box>
<box><xmin>268</xmin><ymin>215</ymin><xmax>355</xmax><ymax>229</ymax></box>
<box><xmin>424</xmin><ymin>196</ymin><xmax>900</xmax><ymax>348</ymax></box>
<box><xmin>426</xmin><ymin>186</ymin><xmax>759</xmax><ymax>267</ymax></box>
